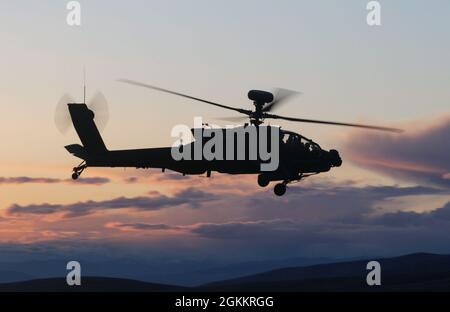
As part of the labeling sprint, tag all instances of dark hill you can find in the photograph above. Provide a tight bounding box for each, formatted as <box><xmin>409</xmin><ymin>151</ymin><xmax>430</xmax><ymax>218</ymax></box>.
<box><xmin>0</xmin><ymin>277</ymin><xmax>186</xmax><ymax>292</ymax></box>
<box><xmin>200</xmin><ymin>253</ymin><xmax>450</xmax><ymax>291</ymax></box>
<box><xmin>1</xmin><ymin>253</ymin><xmax>449</xmax><ymax>291</ymax></box>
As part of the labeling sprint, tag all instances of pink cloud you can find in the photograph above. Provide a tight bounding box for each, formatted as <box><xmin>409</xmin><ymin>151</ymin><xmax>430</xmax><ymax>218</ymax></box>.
<box><xmin>343</xmin><ymin>115</ymin><xmax>450</xmax><ymax>187</ymax></box>
<box><xmin>0</xmin><ymin>176</ymin><xmax>110</xmax><ymax>185</ymax></box>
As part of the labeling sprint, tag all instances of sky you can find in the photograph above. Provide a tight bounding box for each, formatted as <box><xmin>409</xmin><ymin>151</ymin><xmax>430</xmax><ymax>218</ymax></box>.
<box><xmin>0</xmin><ymin>0</ymin><xmax>449</xmax><ymax>277</ymax></box>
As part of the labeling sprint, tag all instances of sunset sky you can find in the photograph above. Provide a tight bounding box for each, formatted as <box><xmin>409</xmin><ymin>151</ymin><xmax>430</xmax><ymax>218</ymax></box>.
<box><xmin>0</xmin><ymin>1</ymin><xmax>449</xmax><ymax>276</ymax></box>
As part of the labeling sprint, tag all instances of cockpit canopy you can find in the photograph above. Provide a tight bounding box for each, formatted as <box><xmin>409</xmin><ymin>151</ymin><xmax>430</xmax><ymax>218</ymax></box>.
<box><xmin>281</xmin><ymin>130</ymin><xmax>321</xmax><ymax>152</ymax></box>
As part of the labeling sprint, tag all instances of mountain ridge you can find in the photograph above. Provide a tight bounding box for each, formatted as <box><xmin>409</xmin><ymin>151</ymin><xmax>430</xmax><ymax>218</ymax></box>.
<box><xmin>1</xmin><ymin>253</ymin><xmax>449</xmax><ymax>291</ymax></box>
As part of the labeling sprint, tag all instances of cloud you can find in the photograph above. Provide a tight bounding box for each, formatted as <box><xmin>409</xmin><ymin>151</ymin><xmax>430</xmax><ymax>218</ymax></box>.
<box><xmin>156</xmin><ymin>172</ymin><xmax>192</xmax><ymax>181</ymax></box>
<box><xmin>0</xmin><ymin>176</ymin><xmax>110</xmax><ymax>185</ymax></box>
<box><xmin>186</xmin><ymin>200</ymin><xmax>450</xmax><ymax>256</ymax></box>
<box><xmin>72</xmin><ymin>177</ymin><xmax>111</xmax><ymax>185</ymax></box>
<box><xmin>369</xmin><ymin>201</ymin><xmax>450</xmax><ymax>227</ymax></box>
<box><xmin>4</xmin><ymin>177</ymin><xmax>450</xmax><ymax>259</ymax></box>
<box><xmin>0</xmin><ymin>177</ymin><xmax>60</xmax><ymax>184</ymax></box>
<box><xmin>97</xmin><ymin>181</ymin><xmax>450</xmax><ymax>258</ymax></box>
<box><xmin>106</xmin><ymin>219</ymin><xmax>303</xmax><ymax>238</ymax></box>
<box><xmin>39</xmin><ymin>230</ymin><xmax>81</xmax><ymax>239</ymax></box>
<box><xmin>105</xmin><ymin>219</ymin><xmax>316</xmax><ymax>241</ymax></box>
<box><xmin>6</xmin><ymin>188</ymin><xmax>218</xmax><ymax>218</ymax></box>
<box><xmin>121</xmin><ymin>172</ymin><xmax>192</xmax><ymax>184</ymax></box>
<box><xmin>102</xmin><ymin>197</ymin><xmax>450</xmax><ymax>258</ymax></box>
<box><xmin>343</xmin><ymin>115</ymin><xmax>450</xmax><ymax>187</ymax></box>
<box><xmin>106</xmin><ymin>222</ymin><xmax>182</xmax><ymax>231</ymax></box>
<box><xmin>175</xmin><ymin>187</ymin><xmax>217</xmax><ymax>202</ymax></box>
<box><xmin>189</xmin><ymin>219</ymin><xmax>302</xmax><ymax>239</ymax></box>
<box><xmin>238</xmin><ymin>184</ymin><xmax>444</xmax><ymax>224</ymax></box>
<box><xmin>103</xmin><ymin>183</ymin><xmax>450</xmax><ymax>239</ymax></box>
<box><xmin>123</xmin><ymin>177</ymin><xmax>139</xmax><ymax>183</ymax></box>
<box><xmin>188</xmin><ymin>201</ymin><xmax>450</xmax><ymax>241</ymax></box>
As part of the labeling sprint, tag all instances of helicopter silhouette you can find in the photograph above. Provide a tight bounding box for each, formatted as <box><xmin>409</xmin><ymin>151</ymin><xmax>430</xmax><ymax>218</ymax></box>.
<box><xmin>56</xmin><ymin>79</ymin><xmax>402</xmax><ymax>196</ymax></box>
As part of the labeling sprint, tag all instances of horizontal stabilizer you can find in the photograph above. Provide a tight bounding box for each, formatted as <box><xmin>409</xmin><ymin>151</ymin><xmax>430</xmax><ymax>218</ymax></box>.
<box><xmin>65</xmin><ymin>144</ymin><xmax>86</xmax><ymax>159</ymax></box>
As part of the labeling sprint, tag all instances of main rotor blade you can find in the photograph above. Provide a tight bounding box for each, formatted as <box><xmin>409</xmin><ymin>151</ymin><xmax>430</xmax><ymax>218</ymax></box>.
<box><xmin>264</xmin><ymin>113</ymin><xmax>403</xmax><ymax>133</ymax></box>
<box><xmin>263</xmin><ymin>88</ymin><xmax>301</xmax><ymax>112</ymax></box>
<box><xmin>213</xmin><ymin>116</ymin><xmax>248</xmax><ymax>123</ymax></box>
<box><xmin>118</xmin><ymin>79</ymin><xmax>252</xmax><ymax>116</ymax></box>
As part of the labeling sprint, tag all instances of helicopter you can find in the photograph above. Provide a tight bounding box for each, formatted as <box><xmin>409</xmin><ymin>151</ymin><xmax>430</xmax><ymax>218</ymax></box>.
<box><xmin>56</xmin><ymin>79</ymin><xmax>402</xmax><ymax>196</ymax></box>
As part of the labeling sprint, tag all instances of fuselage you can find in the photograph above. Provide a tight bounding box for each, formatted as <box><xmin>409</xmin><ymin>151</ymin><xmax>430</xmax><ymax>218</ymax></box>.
<box><xmin>83</xmin><ymin>139</ymin><xmax>338</xmax><ymax>182</ymax></box>
<box><xmin>65</xmin><ymin>103</ymin><xmax>342</xmax><ymax>186</ymax></box>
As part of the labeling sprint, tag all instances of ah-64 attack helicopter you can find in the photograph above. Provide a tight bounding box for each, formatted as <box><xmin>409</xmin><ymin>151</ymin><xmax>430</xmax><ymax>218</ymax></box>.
<box><xmin>55</xmin><ymin>79</ymin><xmax>402</xmax><ymax>196</ymax></box>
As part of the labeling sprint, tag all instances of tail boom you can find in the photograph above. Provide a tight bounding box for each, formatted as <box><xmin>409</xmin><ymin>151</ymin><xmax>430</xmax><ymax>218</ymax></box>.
<box><xmin>67</xmin><ymin>103</ymin><xmax>108</xmax><ymax>155</ymax></box>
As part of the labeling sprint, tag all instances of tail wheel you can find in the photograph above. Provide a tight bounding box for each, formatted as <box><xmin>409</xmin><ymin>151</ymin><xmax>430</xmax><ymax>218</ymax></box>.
<box><xmin>71</xmin><ymin>161</ymin><xmax>86</xmax><ymax>180</ymax></box>
<box><xmin>257</xmin><ymin>174</ymin><xmax>270</xmax><ymax>187</ymax></box>
<box><xmin>274</xmin><ymin>183</ymin><xmax>287</xmax><ymax>196</ymax></box>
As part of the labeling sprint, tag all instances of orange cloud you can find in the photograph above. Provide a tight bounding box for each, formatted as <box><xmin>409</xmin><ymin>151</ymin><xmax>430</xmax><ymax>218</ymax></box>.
<box><xmin>0</xmin><ymin>176</ymin><xmax>110</xmax><ymax>185</ymax></box>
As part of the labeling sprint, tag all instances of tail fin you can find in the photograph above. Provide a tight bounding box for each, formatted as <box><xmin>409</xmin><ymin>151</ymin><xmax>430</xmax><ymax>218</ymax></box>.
<box><xmin>67</xmin><ymin>104</ymin><xmax>108</xmax><ymax>154</ymax></box>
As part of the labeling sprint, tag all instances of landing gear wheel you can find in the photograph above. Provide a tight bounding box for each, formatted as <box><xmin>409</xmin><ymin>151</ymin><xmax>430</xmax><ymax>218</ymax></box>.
<box><xmin>71</xmin><ymin>161</ymin><xmax>86</xmax><ymax>180</ymax></box>
<box><xmin>274</xmin><ymin>183</ymin><xmax>287</xmax><ymax>196</ymax></box>
<box><xmin>257</xmin><ymin>174</ymin><xmax>270</xmax><ymax>187</ymax></box>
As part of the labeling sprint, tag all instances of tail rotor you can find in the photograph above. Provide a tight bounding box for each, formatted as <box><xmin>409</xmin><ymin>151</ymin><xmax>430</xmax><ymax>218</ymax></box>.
<box><xmin>54</xmin><ymin>91</ymin><xmax>109</xmax><ymax>134</ymax></box>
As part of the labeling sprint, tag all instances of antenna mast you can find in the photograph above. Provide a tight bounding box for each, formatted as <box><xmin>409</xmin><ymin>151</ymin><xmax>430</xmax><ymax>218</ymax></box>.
<box><xmin>83</xmin><ymin>67</ymin><xmax>86</xmax><ymax>104</ymax></box>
